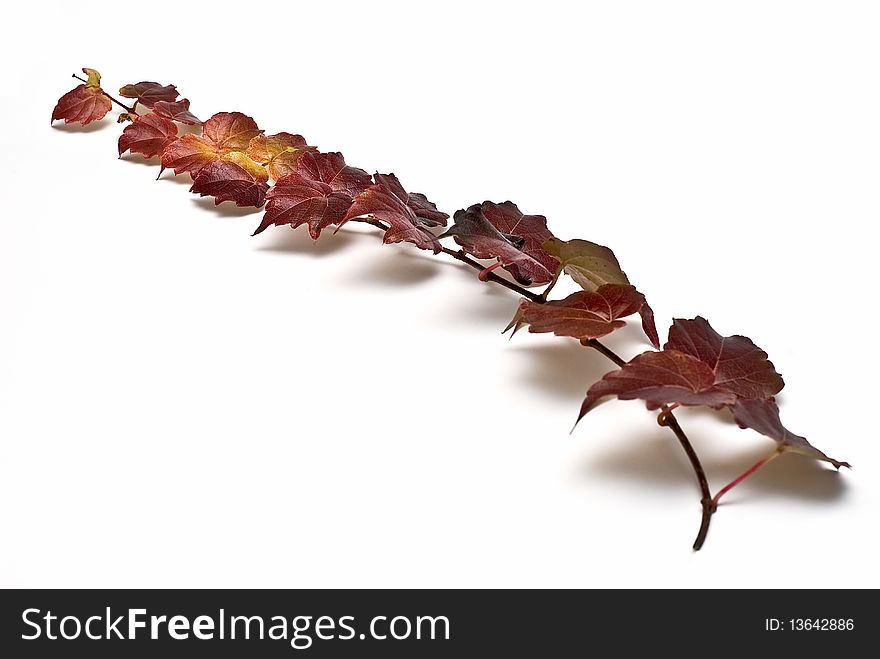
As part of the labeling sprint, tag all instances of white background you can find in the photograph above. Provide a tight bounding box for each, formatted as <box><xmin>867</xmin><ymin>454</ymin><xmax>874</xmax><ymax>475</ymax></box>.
<box><xmin>1</xmin><ymin>0</ymin><xmax>878</xmax><ymax>588</ymax></box>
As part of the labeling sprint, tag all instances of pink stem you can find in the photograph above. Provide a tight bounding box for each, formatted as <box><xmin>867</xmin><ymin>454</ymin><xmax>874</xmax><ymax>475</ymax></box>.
<box><xmin>478</xmin><ymin>262</ymin><xmax>504</xmax><ymax>281</ymax></box>
<box><xmin>711</xmin><ymin>449</ymin><xmax>784</xmax><ymax>510</ymax></box>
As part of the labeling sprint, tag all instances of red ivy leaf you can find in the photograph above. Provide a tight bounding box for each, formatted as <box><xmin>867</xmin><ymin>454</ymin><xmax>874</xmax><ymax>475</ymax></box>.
<box><xmin>152</xmin><ymin>98</ymin><xmax>202</xmax><ymax>125</ymax></box>
<box><xmin>190</xmin><ymin>151</ymin><xmax>269</xmax><ymax>208</ymax></box>
<box><xmin>160</xmin><ymin>112</ymin><xmax>262</xmax><ymax>178</ymax></box>
<box><xmin>441</xmin><ymin>202</ymin><xmax>557</xmax><ymax>285</ymax></box>
<box><xmin>201</xmin><ymin>111</ymin><xmax>263</xmax><ymax>151</ymax></box>
<box><xmin>578</xmin><ymin>350</ymin><xmax>737</xmax><ymax>420</ymax></box>
<box><xmin>160</xmin><ymin>134</ymin><xmax>221</xmax><ymax>177</ymax></box>
<box><xmin>578</xmin><ymin>317</ymin><xmax>787</xmax><ymax>424</ymax></box>
<box><xmin>440</xmin><ymin>204</ymin><xmax>552</xmax><ymax>285</ymax></box>
<box><xmin>731</xmin><ymin>399</ymin><xmax>850</xmax><ymax>469</ymax></box>
<box><xmin>341</xmin><ymin>182</ymin><xmax>442</xmax><ymax>253</ymax></box>
<box><xmin>297</xmin><ymin>151</ymin><xmax>372</xmax><ymax>196</ymax></box>
<box><xmin>119</xmin><ymin>81</ymin><xmax>179</xmax><ymax>108</ymax></box>
<box><xmin>666</xmin><ymin>316</ymin><xmax>784</xmax><ymax>401</ymax></box>
<box><xmin>373</xmin><ymin>173</ymin><xmax>448</xmax><ymax>227</ymax></box>
<box><xmin>118</xmin><ymin>112</ymin><xmax>179</xmax><ymax>159</ymax></box>
<box><xmin>51</xmin><ymin>68</ymin><xmax>111</xmax><ymax>125</ymax></box>
<box><xmin>254</xmin><ymin>152</ymin><xmax>371</xmax><ymax>237</ymax></box>
<box><xmin>505</xmin><ymin>284</ymin><xmax>646</xmax><ymax>341</ymax></box>
<box><xmin>481</xmin><ymin>201</ymin><xmax>558</xmax><ymax>283</ymax></box>
<box><xmin>245</xmin><ymin>132</ymin><xmax>317</xmax><ymax>181</ymax></box>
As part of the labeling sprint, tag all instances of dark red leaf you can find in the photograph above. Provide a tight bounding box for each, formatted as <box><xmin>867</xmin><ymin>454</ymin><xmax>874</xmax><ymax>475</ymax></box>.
<box><xmin>731</xmin><ymin>399</ymin><xmax>850</xmax><ymax>469</ymax></box>
<box><xmin>505</xmin><ymin>284</ymin><xmax>645</xmax><ymax>341</ymax></box>
<box><xmin>341</xmin><ymin>183</ymin><xmax>442</xmax><ymax>253</ymax></box>
<box><xmin>666</xmin><ymin>316</ymin><xmax>784</xmax><ymax>401</ymax></box>
<box><xmin>297</xmin><ymin>152</ymin><xmax>372</xmax><ymax>196</ymax></box>
<box><xmin>254</xmin><ymin>152</ymin><xmax>371</xmax><ymax>237</ymax></box>
<box><xmin>257</xmin><ymin>178</ymin><xmax>352</xmax><ymax>238</ymax></box>
<box><xmin>440</xmin><ymin>203</ymin><xmax>555</xmax><ymax>285</ymax></box>
<box><xmin>480</xmin><ymin>201</ymin><xmax>558</xmax><ymax>284</ymax></box>
<box><xmin>119</xmin><ymin>81</ymin><xmax>179</xmax><ymax>108</ymax></box>
<box><xmin>440</xmin><ymin>202</ymin><xmax>558</xmax><ymax>285</ymax></box>
<box><xmin>118</xmin><ymin>112</ymin><xmax>179</xmax><ymax>159</ymax></box>
<box><xmin>578</xmin><ymin>349</ymin><xmax>737</xmax><ymax>421</ymax></box>
<box><xmin>189</xmin><ymin>152</ymin><xmax>269</xmax><ymax>208</ymax></box>
<box><xmin>373</xmin><ymin>173</ymin><xmax>448</xmax><ymax>227</ymax></box>
<box><xmin>152</xmin><ymin>98</ymin><xmax>202</xmax><ymax>125</ymax></box>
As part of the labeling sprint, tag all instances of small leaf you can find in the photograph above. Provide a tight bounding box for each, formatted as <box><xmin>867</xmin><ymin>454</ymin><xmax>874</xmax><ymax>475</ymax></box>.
<box><xmin>731</xmin><ymin>399</ymin><xmax>850</xmax><ymax>469</ymax></box>
<box><xmin>245</xmin><ymin>132</ymin><xmax>317</xmax><ymax>180</ymax></box>
<box><xmin>189</xmin><ymin>151</ymin><xmax>269</xmax><ymax>208</ymax></box>
<box><xmin>505</xmin><ymin>284</ymin><xmax>646</xmax><ymax>341</ymax></box>
<box><xmin>118</xmin><ymin>112</ymin><xmax>179</xmax><ymax>159</ymax></box>
<box><xmin>254</xmin><ymin>152</ymin><xmax>371</xmax><ymax>237</ymax></box>
<box><xmin>82</xmin><ymin>67</ymin><xmax>102</xmax><ymax>88</ymax></box>
<box><xmin>578</xmin><ymin>350</ymin><xmax>737</xmax><ymax>421</ymax></box>
<box><xmin>119</xmin><ymin>81</ymin><xmax>179</xmax><ymax>108</ymax></box>
<box><xmin>152</xmin><ymin>99</ymin><xmax>202</xmax><ymax>125</ymax></box>
<box><xmin>666</xmin><ymin>316</ymin><xmax>784</xmax><ymax>401</ymax></box>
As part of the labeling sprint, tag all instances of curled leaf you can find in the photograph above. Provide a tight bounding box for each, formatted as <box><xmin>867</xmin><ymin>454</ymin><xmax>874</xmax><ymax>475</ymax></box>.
<box><xmin>505</xmin><ymin>284</ymin><xmax>646</xmax><ymax>341</ymax></box>
<box><xmin>731</xmin><ymin>399</ymin><xmax>850</xmax><ymax>469</ymax></box>
<box><xmin>81</xmin><ymin>68</ymin><xmax>102</xmax><ymax>88</ymax></box>
<box><xmin>440</xmin><ymin>202</ymin><xmax>557</xmax><ymax>285</ymax></box>
<box><xmin>118</xmin><ymin>112</ymin><xmax>179</xmax><ymax>159</ymax></box>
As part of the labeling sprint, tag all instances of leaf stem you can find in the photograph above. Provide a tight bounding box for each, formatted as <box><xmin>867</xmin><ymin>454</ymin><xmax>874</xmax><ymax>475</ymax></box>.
<box><xmin>440</xmin><ymin>247</ymin><xmax>545</xmax><ymax>303</ymax></box>
<box><xmin>711</xmin><ymin>448</ymin><xmax>784</xmax><ymax>510</ymax></box>
<box><xmin>72</xmin><ymin>73</ymin><xmax>136</xmax><ymax>114</ymax></box>
<box><xmin>581</xmin><ymin>338</ymin><xmax>627</xmax><ymax>367</ymax></box>
<box><xmin>658</xmin><ymin>409</ymin><xmax>713</xmax><ymax>551</ymax></box>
